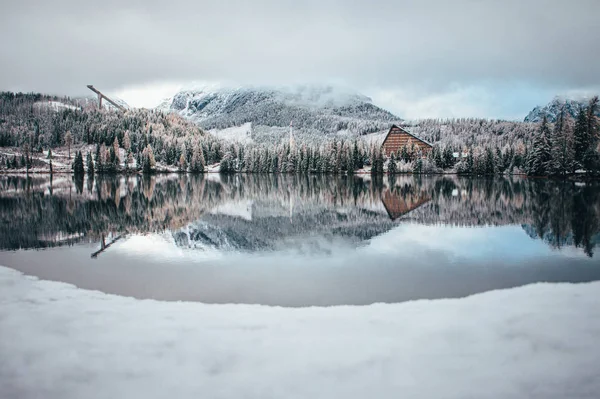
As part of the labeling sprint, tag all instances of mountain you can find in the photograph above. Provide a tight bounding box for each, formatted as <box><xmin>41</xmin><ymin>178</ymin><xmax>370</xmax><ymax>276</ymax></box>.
<box><xmin>524</xmin><ymin>96</ymin><xmax>598</xmax><ymax>123</ymax></box>
<box><xmin>158</xmin><ymin>84</ymin><xmax>401</xmax><ymax>144</ymax></box>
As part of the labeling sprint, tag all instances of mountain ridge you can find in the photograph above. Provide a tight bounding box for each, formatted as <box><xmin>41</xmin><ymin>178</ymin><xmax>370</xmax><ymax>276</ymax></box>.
<box><xmin>157</xmin><ymin>84</ymin><xmax>402</xmax><ymax>143</ymax></box>
<box><xmin>524</xmin><ymin>95</ymin><xmax>599</xmax><ymax>123</ymax></box>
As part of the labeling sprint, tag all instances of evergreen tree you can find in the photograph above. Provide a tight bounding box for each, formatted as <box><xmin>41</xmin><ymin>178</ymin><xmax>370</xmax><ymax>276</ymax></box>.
<box><xmin>387</xmin><ymin>153</ymin><xmax>398</xmax><ymax>174</ymax></box>
<box><xmin>484</xmin><ymin>147</ymin><xmax>496</xmax><ymax>175</ymax></box>
<box><xmin>529</xmin><ymin>116</ymin><xmax>552</xmax><ymax>176</ymax></box>
<box><xmin>495</xmin><ymin>147</ymin><xmax>504</xmax><ymax>173</ymax></box>
<box><xmin>583</xmin><ymin>96</ymin><xmax>599</xmax><ymax>174</ymax></box>
<box><xmin>189</xmin><ymin>145</ymin><xmax>205</xmax><ymax>173</ymax></box>
<box><xmin>220</xmin><ymin>152</ymin><xmax>235</xmax><ymax>173</ymax></box>
<box><xmin>94</xmin><ymin>144</ymin><xmax>103</xmax><ymax>174</ymax></box>
<box><xmin>443</xmin><ymin>147</ymin><xmax>454</xmax><ymax>169</ymax></box>
<box><xmin>465</xmin><ymin>148</ymin><xmax>474</xmax><ymax>174</ymax></box>
<box><xmin>413</xmin><ymin>157</ymin><xmax>423</xmax><ymax>174</ymax></box>
<box><xmin>549</xmin><ymin>108</ymin><xmax>574</xmax><ymax>176</ymax></box>
<box><xmin>86</xmin><ymin>151</ymin><xmax>94</xmax><ymax>176</ymax></box>
<box><xmin>72</xmin><ymin>151</ymin><xmax>85</xmax><ymax>176</ymax></box>
<box><xmin>573</xmin><ymin>106</ymin><xmax>589</xmax><ymax>170</ymax></box>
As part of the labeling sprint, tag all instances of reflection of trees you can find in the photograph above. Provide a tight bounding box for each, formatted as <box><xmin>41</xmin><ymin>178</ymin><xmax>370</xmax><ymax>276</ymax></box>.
<box><xmin>0</xmin><ymin>175</ymin><xmax>598</xmax><ymax>257</ymax></box>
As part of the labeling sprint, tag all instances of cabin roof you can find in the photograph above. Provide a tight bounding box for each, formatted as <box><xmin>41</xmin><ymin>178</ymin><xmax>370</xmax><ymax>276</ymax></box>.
<box><xmin>382</xmin><ymin>124</ymin><xmax>433</xmax><ymax>148</ymax></box>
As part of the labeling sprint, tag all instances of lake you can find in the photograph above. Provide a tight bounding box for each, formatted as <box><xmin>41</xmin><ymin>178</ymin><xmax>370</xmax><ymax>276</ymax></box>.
<box><xmin>0</xmin><ymin>173</ymin><xmax>599</xmax><ymax>306</ymax></box>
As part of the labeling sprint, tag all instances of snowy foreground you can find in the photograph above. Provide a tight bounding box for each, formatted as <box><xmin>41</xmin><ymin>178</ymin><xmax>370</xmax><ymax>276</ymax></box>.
<box><xmin>1</xmin><ymin>266</ymin><xmax>599</xmax><ymax>399</ymax></box>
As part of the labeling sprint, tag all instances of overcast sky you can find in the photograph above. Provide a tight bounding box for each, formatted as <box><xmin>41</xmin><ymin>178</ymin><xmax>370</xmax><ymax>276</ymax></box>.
<box><xmin>1</xmin><ymin>0</ymin><xmax>598</xmax><ymax>119</ymax></box>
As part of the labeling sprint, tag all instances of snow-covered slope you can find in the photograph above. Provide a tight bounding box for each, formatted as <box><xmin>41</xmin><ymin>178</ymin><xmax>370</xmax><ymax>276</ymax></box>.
<box><xmin>524</xmin><ymin>96</ymin><xmax>598</xmax><ymax>122</ymax></box>
<box><xmin>158</xmin><ymin>84</ymin><xmax>401</xmax><ymax>143</ymax></box>
<box><xmin>1</xmin><ymin>265</ymin><xmax>599</xmax><ymax>399</ymax></box>
<box><xmin>34</xmin><ymin>100</ymin><xmax>81</xmax><ymax>112</ymax></box>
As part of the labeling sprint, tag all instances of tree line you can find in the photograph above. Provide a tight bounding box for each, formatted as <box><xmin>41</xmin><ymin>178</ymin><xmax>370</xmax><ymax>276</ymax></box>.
<box><xmin>1</xmin><ymin>91</ymin><xmax>598</xmax><ymax>177</ymax></box>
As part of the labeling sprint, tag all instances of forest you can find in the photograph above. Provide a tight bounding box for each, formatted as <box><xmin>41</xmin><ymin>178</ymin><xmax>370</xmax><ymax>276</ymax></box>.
<box><xmin>0</xmin><ymin>92</ymin><xmax>598</xmax><ymax>177</ymax></box>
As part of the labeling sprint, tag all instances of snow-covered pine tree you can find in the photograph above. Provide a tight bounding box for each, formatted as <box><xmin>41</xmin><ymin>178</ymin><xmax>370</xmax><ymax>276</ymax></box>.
<box><xmin>549</xmin><ymin>107</ymin><xmax>574</xmax><ymax>176</ymax></box>
<box><xmin>573</xmin><ymin>106</ymin><xmax>589</xmax><ymax>171</ymax></box>
<box><xmin>528</xmin><ymin>116</ymin><xmax>552</xmax><ymax>176</ymax></box>
<box><xmin>86</xmin><ymin>151</ymin><xmax>94</xmax><ymax>176</ymax></box>
<box><xmin>583</xmin><ymin>96</ymin><xmax>599</xmax><ymax>173</ymax></box>
<box><xmin>388</xmin><ymin>153</ymin><xmax>398</xmax><ymax>174</ymax></box>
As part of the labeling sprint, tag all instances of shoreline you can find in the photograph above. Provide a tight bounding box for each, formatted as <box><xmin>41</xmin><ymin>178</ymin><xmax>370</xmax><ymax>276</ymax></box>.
<box><xmin>2</xmin><ymin>170</ymin><xmax>598</xmax><ymax>180</ymax></box>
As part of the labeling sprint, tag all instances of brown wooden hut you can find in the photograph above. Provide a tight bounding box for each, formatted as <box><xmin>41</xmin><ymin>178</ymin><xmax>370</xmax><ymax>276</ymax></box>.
<box><xmin>381</xmin><ymin>125</ymin><xmax>432</xmax><ymax>157</ymax></box>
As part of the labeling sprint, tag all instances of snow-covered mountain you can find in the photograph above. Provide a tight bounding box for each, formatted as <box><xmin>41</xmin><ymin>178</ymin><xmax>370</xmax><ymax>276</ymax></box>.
<box><xmin>158</xmin><ymin>84</ymin><xmax>401</xmax><ymax>143</ymax></box>
<box><xmin>524</xmin><ymin>96</ymin><xmax>598</xmax><ymax>123</ymax></box>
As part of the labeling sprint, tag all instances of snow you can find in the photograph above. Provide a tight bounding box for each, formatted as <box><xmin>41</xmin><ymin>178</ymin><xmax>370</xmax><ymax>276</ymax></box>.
<box><xmin>35</xmin><ymin>101</ymin><xmax>80</xmax><ymax>112</ymax></box>
<box><xmin>209</xmin><ymin>122</ymin><xmax>254</xmax><ymax>144</ymax></box>
<box><xmin>0</xmin><ymin>265</ymin><xmax>599</xmax><ymax>399</ymax></box>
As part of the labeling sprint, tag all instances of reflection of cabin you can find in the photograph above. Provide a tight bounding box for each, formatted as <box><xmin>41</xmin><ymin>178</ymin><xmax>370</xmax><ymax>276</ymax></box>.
<box><xmin>381</xmin><ymin>125</ymin><xmax>433</xmax><ymax>157</ymax></box>
<box><xmin>381</xmin><ymin>189</ymin><xmax>431</xmax><ymax>220</ymax></box>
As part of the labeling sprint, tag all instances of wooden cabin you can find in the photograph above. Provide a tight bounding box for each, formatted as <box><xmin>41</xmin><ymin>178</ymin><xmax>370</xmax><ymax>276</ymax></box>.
<box><xmin>381</xmin><ymin>125</ymin><xmax>432</xmax><ymax>157</ymax></box>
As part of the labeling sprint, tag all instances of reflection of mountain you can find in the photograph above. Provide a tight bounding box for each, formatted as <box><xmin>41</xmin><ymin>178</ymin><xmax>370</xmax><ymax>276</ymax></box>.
<box><xmin>176</xmin><ymin>202</ymin><xmax>394</xmax><ymax>252</ymax></box>
<box><xmin>0</xmin><ymin>174</ymin><xmax>599</xmax><ymax>257</ymax></box>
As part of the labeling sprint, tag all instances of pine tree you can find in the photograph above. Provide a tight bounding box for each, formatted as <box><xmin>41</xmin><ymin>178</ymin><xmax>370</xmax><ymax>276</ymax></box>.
<box><xmin>465</xmin><ymin>148</ymin><xmax>474</xmax><ymax>174</ymax></box>
<box><xmin>86</xmin><ymin>152</ymin><xmax>94</xmax><ymax>176</ymax></box>
<box><xmin>529</xmin><ymin>116</ymin><xmax>552</xmax><ymax>176</ymax></box>
<box><xmin>443</xmin><ymin>146</ymin><xmax>454</xmax><ymax>169</ymax></box>
<box><xmin>413</xmin><ymin>157</ymin><xmax>423</xmax><ymax>174</ymax></box>
<box><xmin>387</xmin><ymin>153</ymin><xmax>397</xmax><ymax>174</ymax></box>
<box><xmin>573</xmin><ymin>106</ymin><xmax>589</xmax><ymax>171</ymax></box>
<box><xmin>95</xmin><ymin>144</ymin><xmax>103</xmax><ymax>173</ymax></box>
<box><xmin>549</xmin><ymin>108</ymin><xmax>574</xmax><ymax>176</ymax></box>
<box><xmin>123</xmin><ymin>130</ymin><xmax>131</xmax><ymax>153</ymax></box>
<box><xmin>220</xmin><ymin>152</ymin><xmax>235</xmax><ymax>173</ymax></box>
<box><xmin>189</xmin><ymin>145</ymin><xmax>205</xmax><ymax>173</ymax></box>
<box><xmin>484</xmin><ymin>147</ymin><xmax>496</xmax><ymax>175</ymax></box>
<box><xmin>583</xmin><ymin>96</ymin><xmax>599</xmax><ymax>174</ymax></box>
<box><xmin>72</xmin><ymin>151</ymin><xmax>85</xmax><ymax>175</ymax></box>
<box><xmin>495</xmin><ymin>148</ymin><xmax>504</xmax><ymax>173</ymax></box>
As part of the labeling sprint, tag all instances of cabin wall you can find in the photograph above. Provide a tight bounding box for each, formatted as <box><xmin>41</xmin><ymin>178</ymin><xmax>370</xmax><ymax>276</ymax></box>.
<box><xmin>381</xmin><ymin>128</ymin><xmax>432</xmax><ymax>157</ymax></box>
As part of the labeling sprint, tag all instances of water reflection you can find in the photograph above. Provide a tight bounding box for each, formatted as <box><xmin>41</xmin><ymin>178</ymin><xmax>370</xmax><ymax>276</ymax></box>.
<box><xmin>0</xmin><ymin>174</ymin><xmax>599</xmax><ymax>257</ymax></box>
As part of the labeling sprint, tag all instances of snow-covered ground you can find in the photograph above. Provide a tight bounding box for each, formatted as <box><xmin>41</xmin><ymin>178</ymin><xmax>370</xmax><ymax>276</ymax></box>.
<box><xmin>0</xmin><ymin>265</ymin><xmax>598</xmax><ymax>399</ymax></box>
<box><xmin>209</xmin><ymin>122</ymin><xmax>254</xmax><ymax>144</ymax></box>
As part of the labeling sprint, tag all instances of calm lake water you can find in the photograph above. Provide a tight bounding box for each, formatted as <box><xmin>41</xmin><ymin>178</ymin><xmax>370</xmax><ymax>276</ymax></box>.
<box><xmin>0</xmin><ymin>173</ymin><xmax>599</xmax><ymax>306</ymax></box>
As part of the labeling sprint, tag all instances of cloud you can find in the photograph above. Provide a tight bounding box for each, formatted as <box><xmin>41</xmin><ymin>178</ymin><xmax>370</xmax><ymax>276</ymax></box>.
<box><xmin>0</xmin><ymin>0</ymin><xmax>598</xmax><ymax>118</ymax></box>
